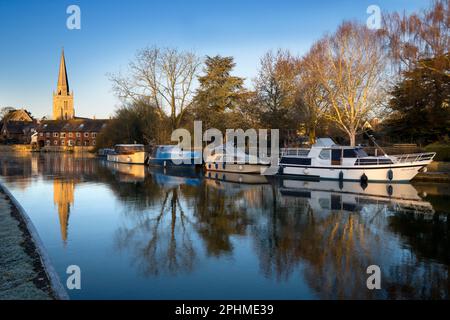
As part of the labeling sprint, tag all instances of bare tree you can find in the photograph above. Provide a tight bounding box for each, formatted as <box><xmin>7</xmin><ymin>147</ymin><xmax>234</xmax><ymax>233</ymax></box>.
<box><xmin>254</xmin><ymin>50</ymin><xmax>302</xmax><ymax>132</ymax></box>
<box><xmin>382</xmin><ymin>0</ymin><xmax>450</xmax><ymax>77</ymax></box>
<box><xmin>304</xmin><ymin>22</ymin><xmax>387</xmax><ymax>146</ymax></box>
<box><xmin>0</xmin><ymin>106</ymin><xmax>16</xmax><ymax>122</ymax></box>
<box><xmin>109</xmin><ymin>47</ymin><xmax>201</xmax><ymax>130</ymax></box>
<box><xmin>297</xmin><ymin>49</ymin><xmax>330</xmax><ymax>145</ymax></box>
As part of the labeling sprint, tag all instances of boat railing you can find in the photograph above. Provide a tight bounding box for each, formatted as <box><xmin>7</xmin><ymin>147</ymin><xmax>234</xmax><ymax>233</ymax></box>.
<box><xmin>354</xmin><ymin>152</ymin><xmax>436</xmax><ymax>165</ymax></box>
<box><xmin>391</xmin><ymin>152</ymin><xmax>436</xmax><ymax>164</ymax></box>
<box><xmin>280</xmin><ymin>148</ymin><xmax>310</xmax><ymax>157</ymax></box>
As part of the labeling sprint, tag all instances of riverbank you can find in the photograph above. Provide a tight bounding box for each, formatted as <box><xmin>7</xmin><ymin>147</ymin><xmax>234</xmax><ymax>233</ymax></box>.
<box><xmin>414</xmin><ymin>171</ymin><xmax>450</xmax><ymax>182</ymax></box>
<box><xmin>0</xmin><ymin>184</ymin><xmax>68</xmax><ymax>300</ymax></box>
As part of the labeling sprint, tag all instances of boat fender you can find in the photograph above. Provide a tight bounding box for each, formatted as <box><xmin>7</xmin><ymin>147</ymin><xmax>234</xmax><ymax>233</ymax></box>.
<box><xmin>278</xmin><ymin>166</ymin><xmax>284</xmax><ymax>175</ymax></box>
<box><xmin>419</xmin><ymin>167</ymin><xmax>428</xmax><ymax>173</ymax></box>
<box><xmin>338</xmin><ymin>171</ymin><xmax>344</xmax><ymax>181</ymax></box>
<box><xmin>360</xmin><ymin>173</ymin><xmax>368</xmax><ymax>183</ymax></box>
<box><xmin>163</xmin><ymin>161</ymin><xmax>167</xmax><ymax>168</ymax></box>
<box><xmin>387</xmin><ymin>169</ymin><xmax>393</xmax><ymax>181</ymax></box>
<box><xmin>387</xmin><ymin>185</ymin><xmax>393</xmax><ymax>196</ymax></box>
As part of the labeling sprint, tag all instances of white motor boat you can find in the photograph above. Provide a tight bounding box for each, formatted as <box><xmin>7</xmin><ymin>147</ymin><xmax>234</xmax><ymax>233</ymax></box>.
<box><xmin>106</xmin><ymin>144</ymin><xmax>146</xmax><ymax>164</ymax></box>
<box><xmin>279</xmin><ymin>138</ymin><xmax>435</xmax><ymax>182</ymax></box>
<box><xmin>205</xmin><ymin>144</ymin><xmax>269</xmax><ymax>174</ymax></box>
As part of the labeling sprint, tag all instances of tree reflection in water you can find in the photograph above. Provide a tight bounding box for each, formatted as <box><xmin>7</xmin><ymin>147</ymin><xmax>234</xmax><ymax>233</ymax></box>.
<box><xmin>0</xmin><ymin>153</ymin><xmax>448</xmax><ymax>299</ymax></box>
<box><xmin>113</xmin><ymin>179</ymin><xmax>197</xmax><ymax>276</ymax></box>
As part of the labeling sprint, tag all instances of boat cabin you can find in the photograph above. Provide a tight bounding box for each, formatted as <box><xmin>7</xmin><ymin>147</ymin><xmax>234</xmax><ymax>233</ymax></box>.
<box><xmin>114</xmin><ymin>144</ymin><xmax>145</xmax><ymax>154</ymax></box>
<box><xmin>281</xmin><ymin>138</ymin><xmax>394</xmax><ymax>167</ymax></box>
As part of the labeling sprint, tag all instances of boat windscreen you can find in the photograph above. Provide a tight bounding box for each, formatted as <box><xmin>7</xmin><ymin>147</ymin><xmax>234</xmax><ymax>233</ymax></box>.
<box><xmin>313</xmin><ymin>138</ymin><xmax>337</xmax><ymax>148</ymax></box>
<box><xmin>355</xmin><ymin>148</ymin><xmax>368</xmax><ymax>157</ymax></box>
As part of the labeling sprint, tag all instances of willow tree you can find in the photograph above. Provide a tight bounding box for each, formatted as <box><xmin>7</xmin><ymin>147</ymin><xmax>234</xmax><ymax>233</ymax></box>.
<box><xmin>304</xmin><ymin>22</ymin><xmax>387</xmax><ymax>146</ymax></box>
<box><xmin>109</xmin><ymin>47</ymin><xmax>201</xmax><ymax>131</ymax></box>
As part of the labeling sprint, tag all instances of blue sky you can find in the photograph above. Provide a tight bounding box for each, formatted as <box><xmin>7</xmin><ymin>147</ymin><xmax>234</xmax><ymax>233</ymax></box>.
<box><xmin>0</xmin><ymin>0</ymin><xmax>428</xmax><ymax>119</ymax></box>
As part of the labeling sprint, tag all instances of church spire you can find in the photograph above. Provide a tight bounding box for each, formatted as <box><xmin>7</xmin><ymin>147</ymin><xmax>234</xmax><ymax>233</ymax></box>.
<box><xmin>57</xmin><ymin>48</ymin><xmax>70</xmax><ymax>95</ymax></box>
<box><xmin>53</xmin><ymin>48</ymin><xmax>74</xmax><ymax>120</ymax></box>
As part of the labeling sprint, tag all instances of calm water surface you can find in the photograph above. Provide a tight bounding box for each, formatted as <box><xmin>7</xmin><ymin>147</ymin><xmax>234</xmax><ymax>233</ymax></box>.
<box><xmin>0</xmin><ymin>153</ymin><xmax>449</xmax><ymax>299</ymax></box>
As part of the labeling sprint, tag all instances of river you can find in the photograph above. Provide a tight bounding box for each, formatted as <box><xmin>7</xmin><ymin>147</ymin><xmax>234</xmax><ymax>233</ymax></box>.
<box><xmin>0</xmin><ymin>152</ymin><xmax>448</xmax><ymax>299</ymax></box>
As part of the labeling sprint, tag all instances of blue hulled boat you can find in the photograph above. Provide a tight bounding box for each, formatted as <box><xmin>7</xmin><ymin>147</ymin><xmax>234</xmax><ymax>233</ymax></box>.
<box><xmin>147</xmin><ymin>145</ymin><xmax>202</xmax><ymax>168</ymax></box>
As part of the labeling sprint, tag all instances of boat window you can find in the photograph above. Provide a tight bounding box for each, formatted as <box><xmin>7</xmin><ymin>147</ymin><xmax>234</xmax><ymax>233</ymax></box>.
<box><xmin>319</xmin><ymin>198</ymin><xmax>330</xmax><ymax>209</ymax></box>
<box><xmin>280</xmin><ymin>157</ymin><xmax>312</xmax><ymax>165</ymax></box>
<box><xmin>343</xmin><ymin>149</ymin><xmax>357</xmax><ymax>158</ymax></box>
<box><xmin>319</xmin><ymin>149</ymin><xmax>331</xmax><ymax>160</ymax></box>
<box><xmin>117</xmin><ymin>145</ymin><xmax>144</xmax><ymax>153</ymax></box>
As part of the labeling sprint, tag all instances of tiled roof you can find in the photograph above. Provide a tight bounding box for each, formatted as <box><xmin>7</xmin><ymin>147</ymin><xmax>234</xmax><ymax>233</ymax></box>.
<box><xmin>37</xmin><ymin>119</ymin><xmax>109</xmax><ymax>133</ymax></box>
<box><xmin>2</xmin><ymin>121</ymin><xmax>37</xmax><ymax>134</ymax></box>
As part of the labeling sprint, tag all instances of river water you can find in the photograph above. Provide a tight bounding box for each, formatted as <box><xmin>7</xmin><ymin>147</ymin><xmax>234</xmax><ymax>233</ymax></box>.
<box><xmin>0</xmin><ymin>153</ymin><xmax>448</xmax><ymax>299</ymax></box>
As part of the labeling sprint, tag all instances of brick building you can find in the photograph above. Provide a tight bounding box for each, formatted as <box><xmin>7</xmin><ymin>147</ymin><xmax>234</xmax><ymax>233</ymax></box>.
<box><xmin>0</xmin><ymin>109</ymin><xmax>38</xmax><ymax>144</ymax></box>
<box><xmin>36</xmin><ymin>119</ymin><xmax>108</xmax><ymax>148</ymax></box>
<box><xmin>34</xmin><ymin>50</ymin><xmax>109</xmax><ymax>150</ymax></box>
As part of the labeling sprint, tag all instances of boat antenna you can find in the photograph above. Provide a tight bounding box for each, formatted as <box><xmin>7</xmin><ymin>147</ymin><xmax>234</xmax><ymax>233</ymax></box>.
<box><xmin>365</xmin><ymin>132</ymin><xmax>387</xmax><ymax>156</ymax></box>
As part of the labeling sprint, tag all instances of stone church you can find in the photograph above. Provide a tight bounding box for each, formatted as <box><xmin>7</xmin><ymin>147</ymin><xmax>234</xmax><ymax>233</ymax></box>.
<box><xmin>36</xmin><ymin>50</ymin><xmax>108</xmax><ymax>149</ymax></box>
<box><xmin>53</xmin><ymin>49</ymin><xmax>74</xmax><ymax>120</ymax></box>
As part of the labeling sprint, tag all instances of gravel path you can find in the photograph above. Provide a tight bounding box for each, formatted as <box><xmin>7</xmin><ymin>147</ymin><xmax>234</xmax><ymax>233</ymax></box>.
<box><xmin>0</xmin><ymin>190</ymin><xmax>54</xmax><ymax>300</ymax></box>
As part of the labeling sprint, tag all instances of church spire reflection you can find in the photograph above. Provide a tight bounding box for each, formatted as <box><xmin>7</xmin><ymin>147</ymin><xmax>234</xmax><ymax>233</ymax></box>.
<box><xmin>53</xmin><ymin>179</ymin><xmax>75</xmax><ymax>244</ymax></box>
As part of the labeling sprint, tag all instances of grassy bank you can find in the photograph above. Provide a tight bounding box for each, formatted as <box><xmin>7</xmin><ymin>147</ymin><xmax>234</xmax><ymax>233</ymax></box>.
<box><xmin>424</xmin><ymin>142</ymin><xmax>450</xmax><ymax>162</ymax></box>
<box><xmin>0</xmin><ymin>185</ymin><xmax>68</xmax><ymax>300</ymax></box>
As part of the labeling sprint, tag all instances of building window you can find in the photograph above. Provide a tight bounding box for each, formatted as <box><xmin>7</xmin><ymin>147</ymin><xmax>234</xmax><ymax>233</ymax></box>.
<box><xmin>61</xmin><ymin>140</ymin><xmax>65</xmax><ymax>146</ymax></box>
<box><xmin>46</xmin><ymin>132</ymin><xmax>50</xmax><ymax>137</ymax></box>
<box><xmin>84</xmin><ymin>140</ymin><xmax>89</xmax><ymax>146</ymax></box>
<box><xmin>91</xmin><ymin>132</ymin><xmax>97</xmax><ymax>138</ymax></box>
<box><xmin>54</xmin><ymin>140</ymin><xmax>58</xmax><ymax>145</ymax></box>
<box><xmin>46</xmin><ymin>140</ymin><xmax>50</xmax><ymax>146</ymax></box>
<box><xmin>76</xmin><ymin>132</ymin><xmax>81</xmax><ymax>138</ymax></box>
<box><xmin>61</xmin><ymin>133</ymin><xmax>66</xmax><ymax>138</ymax></box>
<box><xmin>69</xmin><ymin>132</ymin><xmax>73</xmax><ymax>138</ymax></box>
<box><xmin>84</xmin><ymin>132</ymin><xmax>89</xmax><ymax>138</ymax></box>
<box><xmin>53</xmin><ymin>132</ymin><xmax>58</xmax><ymax>138</ymax></box>
<box><xmin>76</xmin><ymin>140</ymin><xmax>81</xmax><ymax>146</ymax></box>
<box><xmin>68</xmin><ymin>140</ymin><xmax>73</xmax><ymax>146</ymax></box>
<box><xmin>92</xmin><ymin>140</ymin><xmax>96</xmax><ymax>146</ymax></box>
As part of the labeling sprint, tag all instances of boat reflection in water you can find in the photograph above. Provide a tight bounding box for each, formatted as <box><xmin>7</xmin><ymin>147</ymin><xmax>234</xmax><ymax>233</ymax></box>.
<box><xmin>279</xmin><ymin>178</ymin><xmax>435</xmax><ymax>215</ymax></box>
<box><xmin>0</xmin><ymin>153</ymin><xmax>448</xmax><ymax>299</ymax></box>
<box><xmin>150</xmin><ymin>166</ymin><xmax>202</xmax><ymax>188</ymax></box>
<box><xmin>102</xmin><ymin>160</ymin><xmax>146</xmax><ymax>183</ymax></box>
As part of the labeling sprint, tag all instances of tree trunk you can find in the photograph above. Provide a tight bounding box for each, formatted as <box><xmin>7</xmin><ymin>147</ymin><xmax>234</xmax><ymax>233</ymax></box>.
<box><xmin>349</xmin><ymin>131</ymin><xmax>356</xmax><ymax>146</ymax></box>
<box><xmin>308</xmin><ymin>126</ymin><xmax>316</xmax><ymax>145</ymax></box>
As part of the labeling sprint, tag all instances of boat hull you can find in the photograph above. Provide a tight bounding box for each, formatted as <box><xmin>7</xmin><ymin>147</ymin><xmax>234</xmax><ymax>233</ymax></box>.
<box><xmin>106</xmin><ymin>152</ymin><xmax>146</xmax><ymax>165</ymax></box>
<box><xmin>205</xmin><ymin>163</ymin><xmax>267</xmax><ymax>174</ymax></box>
<box><xmin>280</xmin><ymin>162</ymin><xmax>430</xmax><ymax>182</ymax></box>
<box><xmin>147</xmin><ymin>158</ymin><xmax>199</xmax><ymax>168</ymax></box>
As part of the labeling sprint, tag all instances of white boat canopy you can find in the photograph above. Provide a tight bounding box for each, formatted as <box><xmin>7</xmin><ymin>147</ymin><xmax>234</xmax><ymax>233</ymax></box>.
<box><xmin>313</xmin><ymin>138</ymin><xmax>338</xmax><ymax>148</ymax></box>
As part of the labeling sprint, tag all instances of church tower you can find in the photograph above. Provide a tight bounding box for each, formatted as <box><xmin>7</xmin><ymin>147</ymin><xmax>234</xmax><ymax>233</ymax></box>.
<box><xmin>53</xmin><ymin>49</ymin><xmax>74</xmax><ymax>120</ymax></box>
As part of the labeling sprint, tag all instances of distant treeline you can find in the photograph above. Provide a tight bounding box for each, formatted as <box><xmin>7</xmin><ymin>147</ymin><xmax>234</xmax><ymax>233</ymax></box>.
<box><xmin>96</xmin><ymin>0</ymin><xmax>450</xmax><ymax>149</ymax></box>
